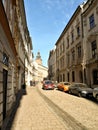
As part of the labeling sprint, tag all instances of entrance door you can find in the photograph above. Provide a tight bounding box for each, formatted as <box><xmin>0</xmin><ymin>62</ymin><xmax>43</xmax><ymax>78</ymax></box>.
<box><xmin>3</xmin><ymin>69</ymin><xmax>8</xmax><ymax>120</ymax></box>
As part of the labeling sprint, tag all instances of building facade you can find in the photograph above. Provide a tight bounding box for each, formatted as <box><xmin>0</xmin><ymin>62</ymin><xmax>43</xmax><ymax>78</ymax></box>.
<box><xmin>25</xmin><ymin>35</ymin><xmax>33</xmax><ymax>86</ymax></box>
<box><xmin>0</xmin><ymin>0</ymin><xmax>33</xmax><ymax>128</ymax></box>
<box><xmin>82</xmin><ymin>0</ymin><xmax>98</xmax><ymax>87</ymax></box>
<box><xmin>48</xmin><ymin>0</ymin><xmax>98</xmax><ymax>88</ymax></box>
<box><xmin>48</xmin><ymin>48</ymin><xmax>56</xmax><ymax>81</ymax></box>
<box><xmin>0</xmin><ymin>0</ymin><xmax>17</xmax><ymax>127</ymax></box>
<box><xmin>33</xmin><ymin>52</ymin><xmax>48</xmax><ymax>83</ymax></box>
<box><xmin>55</xmin><ymin>4</ymin><xmax>84</xmax><ymax>83</ymax></box>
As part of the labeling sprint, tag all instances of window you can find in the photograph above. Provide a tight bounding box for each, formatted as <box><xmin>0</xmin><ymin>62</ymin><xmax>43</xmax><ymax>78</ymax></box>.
<box><xmin>67</xmin><ymin>53</ymin><xmax>70</xmax><ymax>66</ymax></box>
<box><xmin>89</xmin><ymin>14</ymin><xmax>95</xmax><ymax>29</ymax></box>
<box><xmin>62</xmin><ymin>41</ymin><xmax>65</xmax><ymax>52</ymax></box>
<box><xmin>93</xmin><ymin>70</ymin><xmax>98</xmax><ymax>84</ymax></box>
<box><xmin>3</xmin><ymin>53</ymin><xmax>9</xmax><ymax>66</ymax></box>
<box><xmin>72</xmin><ymin>71</ymin><xmax>75</xmax><ymax>82</ymax></box>
<box><xmin>57</xmin><ymin>49</ymin><xmax>59</xmax><ymax>57</ymax></box>
<box><xmin>72</xmin><ymin>50</ymin><xmax>75</xmax><ymax>61</ymax></box>
<box><xmin>60</xmin><ymin>45</ymin><xmax>62</xmax><ymax>54</ymax></box>
<box><xmin>84</xmin><ymin>69</ymin><xmax>87</xmax><ymax>83</ymax></box>
<box><xmin>77</xmin><ymin>45</ymin><xmax>81</xmax><ymax>58</ymax></box>
<box><xmin>63</xmin><ymin>74</ymin><xmax>65</xmax><ymax>81</ymax></box>
<box><xmin>60</xmin><ymin>57</ymin><xmax>64</xmax><ymax>69</ymax></box>
<box><xmin>79</xmin><ymin>71</ymin><xmax>83</xmax><ymax>83</ymax></box>
<box><xmin>71</xmin><ymin>32</ymin><xmax>74</xmax><ymax>43</ymax></box>
<box><xmin>91</xmin><ymin>40</ymin><xmax>97</xmax><ymax>58</ymax></box>
<box><xmin>67</xmin><ymin>37</ymin><xmax>69</xmax><ymax>48</ymax></box>
<box><xmin>67</xmin><ymin>73</ymin><xmax>69</xmax><ymax>82</ymax></box>
<box><xmin>60</xmin><ymin>58</ymin><xmax>62</xmax><ymax>68</ymax></box>
<box><xmin>77</xmin><ymin>26</ymin><xmax>80</xmax><ymax>37</ymax></box>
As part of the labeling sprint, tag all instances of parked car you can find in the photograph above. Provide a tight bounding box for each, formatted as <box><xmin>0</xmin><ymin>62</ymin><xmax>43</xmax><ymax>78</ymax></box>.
<box><xmin>57</xmin><ymin>82</ymin><xmax>71</xmax><ymax>92</ymax></box>
<box><xmin>93</xmin><ymin>87</ymin><xmax>98</xmax><ymax>101</ymax></box>
<box><xmin>52</xmin><ymin>81</ymin><xmax>58</xmax><ymax>88</ymax></box>
<box><xmin>42</xmin><ymin>80</ymin><xmax>55</xmax><ymax>90</ymax></box>
<box><xmin>68</xmin><ymin>83</ymin><xmax>93</xmax><ymax>97</ymax></box>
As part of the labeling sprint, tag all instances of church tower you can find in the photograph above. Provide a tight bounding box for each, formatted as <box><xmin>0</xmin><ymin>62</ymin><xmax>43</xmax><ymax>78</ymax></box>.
<box><xmin>35</xmin><ymin>51</ymin><xmax>42</xmax><ymax>65</ymax></box>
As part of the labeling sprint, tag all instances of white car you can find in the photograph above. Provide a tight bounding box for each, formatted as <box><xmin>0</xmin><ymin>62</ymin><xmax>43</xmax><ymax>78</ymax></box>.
<box><xmin>93</xmin><ymin>87</ymin><xmax>98</xmax><ymax>101</ymax></box>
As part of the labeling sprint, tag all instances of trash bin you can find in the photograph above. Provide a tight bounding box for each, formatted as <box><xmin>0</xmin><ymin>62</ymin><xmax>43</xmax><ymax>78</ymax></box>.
<box><xmin>22</xmin><ymin>84</ymin><xmax>26</xmax><ymax>89</ymax></box>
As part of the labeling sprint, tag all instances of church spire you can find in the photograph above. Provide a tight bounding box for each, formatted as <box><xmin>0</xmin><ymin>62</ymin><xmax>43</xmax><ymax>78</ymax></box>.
<box><xmin>35</xmin><ymin>51</ymin><xmax>42</xmax><ymax>65</ymax></box>
<box><xmin>36</xmin><ymin>51</ymin><xmax>41</xmax><ymax>59</ymax></box>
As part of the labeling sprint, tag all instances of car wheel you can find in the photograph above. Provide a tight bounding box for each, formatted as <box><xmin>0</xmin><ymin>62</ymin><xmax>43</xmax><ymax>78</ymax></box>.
<box><xmin>96</xmin><ymin>95</ymin><xmax>98</xmax><ymax>102</ymax></box>
<box><xmin>78</xmin><ymin>92</ymin><xmax>82</xmax><ymax>97</ymax></box>
<box><xmin>69</xmin><ymin>90</ymin><xmax>71</xmax><ymax>94</ymax></box>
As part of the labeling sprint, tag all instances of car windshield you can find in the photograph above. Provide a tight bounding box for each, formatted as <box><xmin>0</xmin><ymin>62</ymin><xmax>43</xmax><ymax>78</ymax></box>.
<box><xmin>45</xmin><ymin>81</ymin><xmax>52</xmax><ymax>84</ymax></box>
<box><xmin>72</xmin><ymin>83</ymin><xmax>88</xmax><ymax>88</ymax></box>
<box><xmin>64</xmin><ymin>82</ymin><xmax>70</xmax><ymax>85</ymax></box>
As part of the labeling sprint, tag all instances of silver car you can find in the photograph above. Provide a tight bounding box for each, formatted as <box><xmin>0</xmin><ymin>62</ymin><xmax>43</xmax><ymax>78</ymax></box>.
<box><xmin>93</xmin><ymin>87</ymin><xmax>98</xmax><ymax>101</ymax></box>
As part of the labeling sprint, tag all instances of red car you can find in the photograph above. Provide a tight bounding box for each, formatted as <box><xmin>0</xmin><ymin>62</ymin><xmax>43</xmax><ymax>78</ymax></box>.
<box><xmin>42</xmin><ymin>80</ymin><xmax>55</xmax><ymax>90</ymax></box>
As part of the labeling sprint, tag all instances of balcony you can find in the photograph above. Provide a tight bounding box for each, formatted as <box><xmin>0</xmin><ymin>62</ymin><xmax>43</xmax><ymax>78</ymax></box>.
<box><xmin>86</xmin><ymin>54</ymin><xmax>98</xmax><ymax>65</ymax></box>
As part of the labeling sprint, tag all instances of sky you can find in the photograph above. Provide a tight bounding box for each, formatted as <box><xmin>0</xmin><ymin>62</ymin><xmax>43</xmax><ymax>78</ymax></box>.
<box><xmin>24</xmin><ymin>0</ymin><xmax>85</xmax><ymax>67</ymax></box>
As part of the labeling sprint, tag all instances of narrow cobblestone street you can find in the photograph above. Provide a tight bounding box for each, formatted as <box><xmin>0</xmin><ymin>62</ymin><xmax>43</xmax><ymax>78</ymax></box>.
<box><xmin>7</xmin><ymin>85</ymin><xmax>68</xmax><ymax>130</ymax></box>
<box><xmin>4</xmin><ymin>83</ymin><xmax>98</xmax><ymax>130</ymax></box>
<box><xmin>37</xmin><ymin>83</ymin><xmax>98</xmax><ymax>130</ymax></box>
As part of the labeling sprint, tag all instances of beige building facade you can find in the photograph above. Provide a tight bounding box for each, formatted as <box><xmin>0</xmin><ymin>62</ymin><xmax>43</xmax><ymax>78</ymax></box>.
<box><xmin>0</xmin><ymin>0</ymin><xmax>18</xmax><ymax>127</ymax></box>
<box><xmin>0</xmin><ymin>0</ymin><xmax>33</xmax><ymax>128</ymax></box>
<box><xmin>55</xmin><ymin>4</ymin><xmax>83</xmax><ymax>83</ymax></box>
<box><xmin>82</xmin><ymin>0</ymin><xmax>98</xmax><ymax>87</ymax></box>
<box><xmin>25</xmin><ymin>36</ymin><xmax>33</xmax><ymax>86</ymax></box>
<box><xmin>48</xmin><ymin>48</ymin><xmax>56</xmax><ymax>81</ymax></box>
<box><xmin>48</xmin><ymin>0</ymin><xmax>98</xmax><ymax>88</ymax></box>
<box><xmin>33</xmin><ymin>52</ymin><xmax>48</xmax><ymax>83</ymax></box>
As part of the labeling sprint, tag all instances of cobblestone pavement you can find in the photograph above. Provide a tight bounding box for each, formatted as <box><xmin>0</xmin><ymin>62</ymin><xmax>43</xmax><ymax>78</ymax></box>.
<box><xmin>4</xmin><ymin>83</ymin><xmax>98</xmax><ymax>130</ymax></box>
<box><xmin>8</xmin><ymin>86</ymin><xmax>68</xmax><ymax>130</ymax></box>
<box><xmin>37</xmin><ymin>83</ymin><xmax>98</xmax><ymax>130</ymax></box>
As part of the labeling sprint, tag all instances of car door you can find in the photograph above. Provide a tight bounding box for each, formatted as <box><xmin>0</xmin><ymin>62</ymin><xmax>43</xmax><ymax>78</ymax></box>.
<box><xmin>59</xmin><ymin>82</ymin><xmax>63</xmax><ymax>90</ymax></box>
<box><xmin>72</xmin><ymin>85</ymin><xmax>78</xmax><ymax>95</ymax></box>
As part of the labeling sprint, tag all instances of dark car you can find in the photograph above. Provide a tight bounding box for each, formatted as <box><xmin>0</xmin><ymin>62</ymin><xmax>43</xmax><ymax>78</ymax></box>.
<box><xmin>42</xmin><ymin>80</ymin><xmax>55</xmax><ymax>90</ymax></box>
<box><xmin>68</xmin><ymin>83</ymin><xmax>93</xmax><ymax>97</ymax></box>
<box><xmin>93</xmin><ymin>87</ymin><xmax>98</xmax><ymax>101</ymax></box>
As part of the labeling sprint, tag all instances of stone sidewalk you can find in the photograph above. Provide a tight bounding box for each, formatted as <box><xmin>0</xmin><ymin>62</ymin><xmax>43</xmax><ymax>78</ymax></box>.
<box><xmin>5</xmin><ymin>86</ymin><xmax>68</xmax><ymax>130</ymax></box>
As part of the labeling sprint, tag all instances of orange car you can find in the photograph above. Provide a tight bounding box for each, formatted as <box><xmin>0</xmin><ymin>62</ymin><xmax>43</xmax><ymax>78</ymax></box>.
<box><xmin>57</xmin><ymin>82</ymin><xmax>71</xmax><ymax>92</ymax></box>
